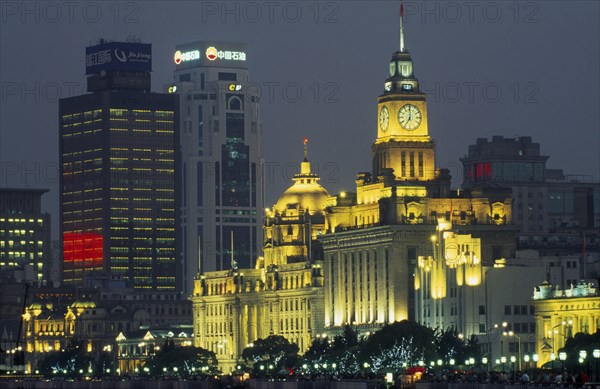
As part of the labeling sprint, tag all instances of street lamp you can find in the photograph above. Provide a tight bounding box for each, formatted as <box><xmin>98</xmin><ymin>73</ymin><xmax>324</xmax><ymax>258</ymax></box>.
<box><xmin>482</xmin><ymin>357</ymin><xmax>488</xmax><ymax>373</ymax></box>
<box><xmin>500</xmin><ymin>356</ymin><xmax>507</xmax><ymax>372</ymax></box>
<box><xmin>580</xmin><ymin>350</ymin><xmax>588</xmax><ymax>375</ymax></box>
<box><xmin>593</xmin><ymin>349</ymin><xmax>600</xmax><ymax>382</ymax></box>
<box><xmin>503</xmin><ymin>330</ymin><xmax>521</xmax><ymax>371</ymax></box>
<box><xmin>559</xmin><ymin>351</ymin><xmax>567</xmax><ymax>371</ymax></box>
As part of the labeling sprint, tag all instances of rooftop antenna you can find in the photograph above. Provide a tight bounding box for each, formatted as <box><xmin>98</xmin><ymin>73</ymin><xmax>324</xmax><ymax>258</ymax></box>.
<box><xmin>230</xmin><ymin>230</ymin><xmax>237</xmax><ymax>270</ymax></box>
<box><xmin>400</xmin><ymin>0</ymin><xmax>406</xmax><ymax>52</ymax></box>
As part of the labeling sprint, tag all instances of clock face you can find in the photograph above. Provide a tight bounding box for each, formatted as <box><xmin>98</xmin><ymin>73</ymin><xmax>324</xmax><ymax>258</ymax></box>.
<box><xmin>397</xmin><ymin>104</ymin><xmax>422</xmax><ymax>130</ymax></box>
<box><xmin>379</xmin><ymin>106</ymin><xmax>389</xmax><ymax>132</ymax></box>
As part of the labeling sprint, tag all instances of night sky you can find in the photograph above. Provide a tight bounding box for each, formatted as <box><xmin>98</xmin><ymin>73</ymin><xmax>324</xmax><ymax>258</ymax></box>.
<box><xmin>1</xmin><ymin>1</ymin><xmax>599</xmax><ymax>240</ymax></box>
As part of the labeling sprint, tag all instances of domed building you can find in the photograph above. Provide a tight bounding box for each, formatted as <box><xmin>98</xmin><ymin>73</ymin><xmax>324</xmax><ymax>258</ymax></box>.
<box><xmin>191</xmin><ymin>142</ymin><xmax>327</xmax><ymax>372</ymax></box>
<box><xmin>265</xmin><ymin>141</ymin><xmax>330</xmax><ymax>267</ymax></box>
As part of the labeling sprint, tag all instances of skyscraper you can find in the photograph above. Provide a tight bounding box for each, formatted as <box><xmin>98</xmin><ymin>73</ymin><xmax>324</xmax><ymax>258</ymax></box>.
<box><xmin>172</xmin><ymin>41</ymin><xmax>264</xmax><ymax>294</ymax></box>
<box><xmin>0</xmin><ymin>188</ymin><xmax>51</xmax><ymax>283</ymax></box>
<box><xmin>60</xmin><ymin>40</ymin><xmax>180</xmax><ymax>290</ymax></box>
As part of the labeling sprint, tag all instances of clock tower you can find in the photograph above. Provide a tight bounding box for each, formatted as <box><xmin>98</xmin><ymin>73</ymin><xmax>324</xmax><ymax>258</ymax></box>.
<box><xmin>373</xmin><ymin>6</ymin><xmax>435</xmax><ymax>181</ymax></box>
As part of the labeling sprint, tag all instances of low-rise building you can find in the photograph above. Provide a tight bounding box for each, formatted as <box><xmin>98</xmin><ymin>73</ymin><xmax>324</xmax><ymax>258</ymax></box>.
<box><xmin>115</xmin><ymin>325</ymin><xmax>194</xmax><ymax>374</ymax></box>
<box><xmin>531</xmin><ymin>280</ymin><xmax>600</xmax><ymax>366</ymax></box>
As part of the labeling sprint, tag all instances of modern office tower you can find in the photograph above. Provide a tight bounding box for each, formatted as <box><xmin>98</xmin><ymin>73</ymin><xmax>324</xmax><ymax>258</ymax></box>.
<box><xmin>172</xmin><ymin>42</ymin><xmax>264</xmax><ymax>293</ymax></box>
<box><xmin>60</xmin><ymin>40</ymin><xmax>180</xmax><ymax>290</ymax></box>
<box><xmin>0</xmin><ymin>188</ymin><xmax>51</xmax><ymax>283</ymax></box>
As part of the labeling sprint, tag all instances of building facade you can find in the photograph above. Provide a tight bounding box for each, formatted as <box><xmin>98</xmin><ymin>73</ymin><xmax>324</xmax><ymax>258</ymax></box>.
<box><xmin>173</xmin><ymin>41</ymin><xmax>264</xmax><ymax>294</ymax></box>
<box><xmin>531</xmin><ymin>280</ymin><xmax>600</xmax><ymax>366</ymax></box>
<box><xmin>190</xmin><ymin>150</ymin><xmax>325</xmax><ymax>372</ymax></box>
<box><xmin>21</xmin><ymin>286</ymin><xmax>192</xmax><ymax>373</ymax></box>
<box><xmin>115</xmin><ymin>325</ymin><xmax>194</xmax><ymax>374</ymax></box>
<box><xmin>60</xmin><ymin>40</ymin><xmax>180</xmax><ymax>290</ymax></box>
<box><xmin>0</xmin><ymin>188</ymin><xmax>52</xmax><ymax>284</ymax></box>
<box><xmin>460</xmin><ymin>136</ymin><xmax>600</xmax><ymax>250</ymax></box>
<box><xmin>319</xmin><ymin>25</ymin><xmax>517</xmax><ymax>335</ymax></box>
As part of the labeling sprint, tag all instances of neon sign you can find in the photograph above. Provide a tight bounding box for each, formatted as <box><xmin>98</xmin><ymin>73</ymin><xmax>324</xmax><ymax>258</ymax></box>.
<box><xmin>174</xmin><ymin>46</ymin><xmax>247</xmax><ymax>65</ymax></box>
<box><xmin>174</xmin><ymin>50</ymin><xmax>200</xmax><ymax>64</ymax></box>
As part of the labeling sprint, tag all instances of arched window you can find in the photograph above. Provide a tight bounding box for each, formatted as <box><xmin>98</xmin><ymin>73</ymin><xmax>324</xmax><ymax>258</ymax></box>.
<box><xmin>228</xmin><ymin>96</ymin><xmax>242</xmax><ymax>111</ymax></box>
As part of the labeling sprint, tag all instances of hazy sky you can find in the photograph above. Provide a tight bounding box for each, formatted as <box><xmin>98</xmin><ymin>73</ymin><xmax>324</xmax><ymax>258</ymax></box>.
<box><xmin>1</xmin><ymin>1</ymin><xmax>599</xmax><ymax>240</ymax></box>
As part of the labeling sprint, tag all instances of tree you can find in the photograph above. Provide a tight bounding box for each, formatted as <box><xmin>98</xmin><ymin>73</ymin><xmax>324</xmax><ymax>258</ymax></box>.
<box><xmin>143</xmin><ymin>340</ymin><xmax>218</xmax><ymax>377</ymax></box>
<box><xmin>303</xmin><ymin>326</ymin><xmax>362</xmax><ymax>376</ymax></box>
<box><xmin>241</xmin><ymin>335</ymin><xmax>299</xmax><ymax>373</ymax></box>
<box><xmin>557</xmin><ymin>331</ymin><xmax>600</xmax><ymax>372</ymax></box>
<box><xmin>435</xmin><ymin>327</ymin><xmax>480</xmax><ymax>364</ymax></box>
<box><xmin>37</xmin><ymin>339</ymin><xmax>94</xmax><ymax>376</ymax></box>
<box><xmin>361</xmin><ymin>320</ymin><xmax>437</xmax><ymax>369</ymax></box>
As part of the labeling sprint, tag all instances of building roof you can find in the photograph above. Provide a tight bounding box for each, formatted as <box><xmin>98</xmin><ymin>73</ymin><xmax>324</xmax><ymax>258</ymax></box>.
<box><xmin>274</xmin><ymin>146</ymin><xmax>330</xmax><ymax>214</ymax></box>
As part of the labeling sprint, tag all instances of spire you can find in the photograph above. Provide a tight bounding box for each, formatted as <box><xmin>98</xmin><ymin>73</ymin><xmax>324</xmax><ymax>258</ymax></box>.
<box><xmin>301</xmin><ymin>137</ymin><xmax>311</xmax><ymax>175</ymax></box>
<box><xmin>303</xmin><ymin>137</ymin><xmax>308</xmax><ymax>161</ymax></box>
<box><xmin>399</xmin><ymin>0</ymin><xmax>406</xmax><ymax>52</ymax></box>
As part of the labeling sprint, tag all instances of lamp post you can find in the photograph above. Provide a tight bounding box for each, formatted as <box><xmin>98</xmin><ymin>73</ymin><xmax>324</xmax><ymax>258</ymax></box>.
<box><xmin>593</xmin><ymin>349</ymin><xmax>600</xmax><ymax>382</ymax></box>
<box><xmin>559</xmin><ymin>351</ymin><xmax>567</xmax><ymax>371</ymax></box>
<box><xmin>532</xmin><ymin>354</ymin><xmax>539</xmax><ymax>369</ymax></box>
<box><xmin>523</xmin><ymin>355</ymin><xmax>530</xmax><ymax>371</ymax></box>
<box><xmin>503</xmin><ymin>331</ymin><xmax>521</xmax><ymax>371</ymax></box>
<box><xmin>500</xmin><ymin>356</ymin><xmax>507</xmax><ymax>372</ymax></box>
<box><xmin>482</xmin><ymin>357</ymin><xmax>488</xmax><ymax>373</ymax></box>
<box><xmin>579</xmin><ymin>350</ymin><xmax>587</xmax><ymax>375</ymax></box>
<box><xmin>550</xmin><ymin>353</ymin><xmax>556</xmax><ymax>370</ymax></box>
<box><xmin>510</xmin><ymin>356</ymin><xmax>516</xmax><ymax>380</ymax></box>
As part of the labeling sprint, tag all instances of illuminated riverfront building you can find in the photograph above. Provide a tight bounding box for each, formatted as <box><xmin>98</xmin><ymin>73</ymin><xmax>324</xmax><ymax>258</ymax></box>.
<box><xmin>190</xmin><ymin>144</ymin><xmax>325</xmax><ymax>372</ymax></box>
<box><xmin>60</xmin><ymin>40</ymin><xmax>180</xmax><ymax>289</ymax></box>
<box><xmin>319</xmin><ymin>12</ymin><xmax>517</xmax><ymax>334</ymax></box>
<box><xmin>190</xmin><ymin>9</ymin><xmax>519</xmax><ymax>372</ymax></box>
<box><xmin>21</xmin><ymin>284</ymin><xmax>192</xmax><ymax>373</ymax></box>
<box><xmin>531</xmin><ymin>280</ymin><xmax>600</xmax><ymax>366</ymax></box>
<box><xmin>0</xmin><ymin>188</ymin><xmax>52</xmax><ymax>284</ymax></box>
<box><xmin>172</xmin><ymin>41</ymin><xmax>264</xmax><ymax>294</ymax></box>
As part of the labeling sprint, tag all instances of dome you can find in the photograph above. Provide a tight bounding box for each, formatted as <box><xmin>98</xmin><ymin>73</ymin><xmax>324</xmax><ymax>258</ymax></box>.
<box><xmin>275</xmin><ymin>179</ymin><xmax>330</xmax><ymax>214</ymax></box>
<box><xmin>273</xmin><ymin>142</ymin><xmax>330</xmax><ymax>214</ymax></box>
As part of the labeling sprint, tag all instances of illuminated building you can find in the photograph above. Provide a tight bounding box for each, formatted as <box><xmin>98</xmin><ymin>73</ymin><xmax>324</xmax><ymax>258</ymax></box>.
<box><xmin>189</xmin><ymin>10</ymin><xmax>521</xmax><ymax>372</ymax></box>
<box><xmin>531</xmin><ymin>280</ymin><xmax>600</xmax><ymax>366</ymax></box>
<box><xmin>115</xmin><ymin>325</ymin><xmax>194</xmax><ymax>374</ymax></box>
<box><xmin>21</xmin><ymin>287</ymin><xmax>192</xmax><ymax>372</ymax></box>
<box><xmin>172</xmin><ymin>41</ymin><xmax>264</xmax><ymax>294</ymax></box>
<box><xmin>461</xmin><ymin>136</ymin><xmax>600</xmax><ymax>248</ymax></box>
<box><xmin>59</xmin><ymin>40</ymin><xmax>181</xmax><ymax>290</ymax></box>
<box><xmin>319</xmin><ymin>13</ymin><xmax>517</xmax><ymax>335</ymax></box>
<box><xmin>190</xmin><ymin>144</ymin><xmax>325</xmax><ymax>372</ymax></box>
<box><xmin>0</xmin><ymin>188</ymin><xmax>51</xmax><ymax>284</ymax></box>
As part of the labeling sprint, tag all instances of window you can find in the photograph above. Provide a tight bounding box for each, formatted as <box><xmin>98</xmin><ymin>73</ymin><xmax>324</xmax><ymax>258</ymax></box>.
<box><xmin>478</xmin><ymin>305</ymin><xmax>486</xmax><ymax>315</ymax></box>
<box><xmin>504</xmin><ymin>305</ymin><xmax>511</xmax><ymax>315</ymax></box>
<box><xmin>479</xmin><ymin>324</ymin><xmax>486</xmax><ymax>333</ymax></box>
<box><xmin>218</xmin><ymin>72</ymin><xmax>237</xmax><ymax>81</ymax></box>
